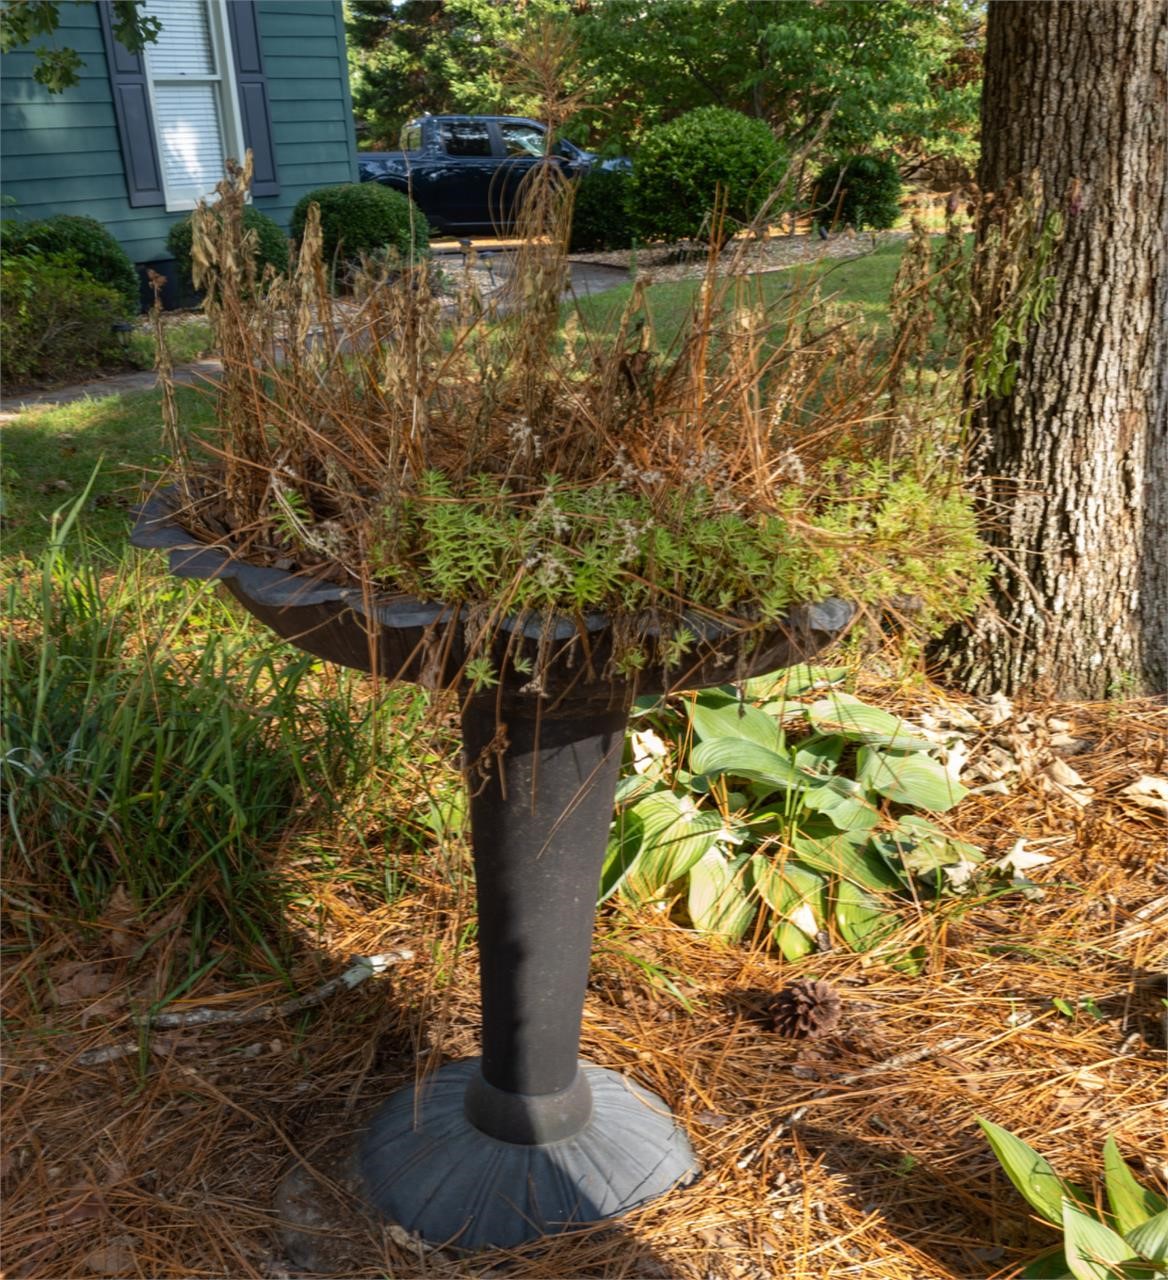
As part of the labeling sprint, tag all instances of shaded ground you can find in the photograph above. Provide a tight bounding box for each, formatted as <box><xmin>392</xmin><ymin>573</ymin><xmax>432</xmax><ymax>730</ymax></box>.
<box><xmin>2</xmin><ymin>686</ymin><xmax>1164</xmax><ymax>1279</ymax></box>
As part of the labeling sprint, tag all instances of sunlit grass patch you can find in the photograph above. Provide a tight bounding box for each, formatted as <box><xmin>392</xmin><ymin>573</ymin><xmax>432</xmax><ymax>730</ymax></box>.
<box><xmin>1</xmin><ymin>385</ymin><xmax>215</xmax><ymax>563</ymax></box>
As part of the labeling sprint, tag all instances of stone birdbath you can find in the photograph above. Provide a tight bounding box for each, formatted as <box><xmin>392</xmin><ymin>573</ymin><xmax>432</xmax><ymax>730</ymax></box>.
<box><xmin>133</xmin><ymin>492</ymin><xmax>853</xmax><ymax>1252</ymax></box>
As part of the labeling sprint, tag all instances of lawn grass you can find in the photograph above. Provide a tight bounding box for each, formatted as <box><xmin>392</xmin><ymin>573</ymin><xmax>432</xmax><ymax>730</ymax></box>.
<box><xmin>1</xmin><ymin>383</ymin><xmax>215</xmax><ymax>563</ymax></box>
<box><xmin>126</xmin><ymin>315</ymin><xmax>216</xmax><ymax>369</ymax></box>
<box><xmin>573</xmin><ymin>237</ymin><xmax>906</xmax><ymax>349</ymax></box>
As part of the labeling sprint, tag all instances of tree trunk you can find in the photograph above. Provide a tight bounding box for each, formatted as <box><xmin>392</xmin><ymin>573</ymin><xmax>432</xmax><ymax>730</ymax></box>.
<box><xmin>938</xmin><ymin>0</ymin><xmax>1167</xmax><ymax>698</ymax></box>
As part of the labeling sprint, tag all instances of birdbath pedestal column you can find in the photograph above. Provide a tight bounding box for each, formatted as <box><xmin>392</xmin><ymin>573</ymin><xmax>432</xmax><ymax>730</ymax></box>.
<box><xmin>358</xmin><ymin>695</ymin><xmax>694</xmax><ymax>1249</ymax></box>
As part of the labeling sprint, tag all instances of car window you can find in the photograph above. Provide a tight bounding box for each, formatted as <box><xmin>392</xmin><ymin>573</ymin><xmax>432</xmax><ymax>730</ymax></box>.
<box><xmin>499</xmin><ymin>123</ymin><xmax>546</xmax><ymax>158</ymax></box>
<box><xmin>401</xmin><ymin>125</ymin><xmax>422</xmax><ymax>152</ymax></box>
<box><xmin>439</xmin><ymin>122</ymin><xmax>492</xmax><ymax>157</ymax></box>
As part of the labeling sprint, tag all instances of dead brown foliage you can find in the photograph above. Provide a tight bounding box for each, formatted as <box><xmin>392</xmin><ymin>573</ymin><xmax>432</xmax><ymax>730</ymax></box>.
<box><xmin>3</xmin><ymin>690</ymin><xmax>1164</xmax><ymax>1280</ymax></box>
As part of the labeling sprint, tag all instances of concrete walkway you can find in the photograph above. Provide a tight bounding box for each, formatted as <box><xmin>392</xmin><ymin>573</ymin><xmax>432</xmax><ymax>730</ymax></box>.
<box><xmin>0</xmin><ymin>260</ymin><xmax>629</xmax><ymax>423</ymax></box>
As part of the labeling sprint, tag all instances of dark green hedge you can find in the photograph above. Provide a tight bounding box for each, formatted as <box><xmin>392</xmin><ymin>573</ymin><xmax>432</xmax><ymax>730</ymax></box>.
<box><xmin>570</xmin><ymin>167</ymin><xmax>635</xmax><ymax>252</ymax></box>
<box><xmin>290</xmin><ymin>182</ymin><xmax>430</xmax><ymax>271</ymax></box>
<box><xmin>0</xmin><ymin>214</ymin><xmax>139</xmax><ymax>312</ymax></box>
<box><xmin>628</xmin><ymin>107</ymin><xmax>785</xmax><ymax>244</ymax></box>
<box><xmin>812</xmin><ymin>155</ymin><xmax>904</xmax><ymax>232</ymax></box>
<box><xmin>166</xmin><ymin>205</ymin><xmax>289</xmax><ymax>295</ymax></box>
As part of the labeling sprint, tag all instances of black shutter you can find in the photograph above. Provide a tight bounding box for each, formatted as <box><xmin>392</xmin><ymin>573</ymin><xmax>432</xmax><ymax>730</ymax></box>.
<box><xmin>227</xmin><ymin>1</ymin><xmax>280</xmax><ymax>196</ymax></box>
<box><xmin>97</xmin><ymin>0</ymin><xmax>164</xmax><ymax>208</ymax></box>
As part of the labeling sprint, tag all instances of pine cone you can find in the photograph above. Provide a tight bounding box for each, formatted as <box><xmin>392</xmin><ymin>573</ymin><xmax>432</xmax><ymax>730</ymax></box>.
<box><xmin>770</xmin><ymin>979</ymin><xmax>842</xmax><ymax>1039</ymax></box>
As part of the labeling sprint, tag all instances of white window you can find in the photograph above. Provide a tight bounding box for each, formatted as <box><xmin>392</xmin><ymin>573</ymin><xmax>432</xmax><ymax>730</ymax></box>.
<box><xmin>141</xmin><ymin>0</ymin><xmax>245</xmax><ymax>211</ymax></box>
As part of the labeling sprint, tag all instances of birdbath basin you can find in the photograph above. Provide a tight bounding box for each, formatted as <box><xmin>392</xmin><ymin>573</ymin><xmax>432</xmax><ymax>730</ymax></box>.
<box><xmin>132</xmin><ymin>492</ymin><xmax>854</xmax><ymax>1250</ymax></box>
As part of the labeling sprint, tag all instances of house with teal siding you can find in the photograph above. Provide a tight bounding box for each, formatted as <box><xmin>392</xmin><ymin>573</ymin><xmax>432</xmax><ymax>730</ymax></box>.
<box><xmin>1</xmin><ymin>0</ymin><xmax>358</xmax><ymax>303</ymax></box>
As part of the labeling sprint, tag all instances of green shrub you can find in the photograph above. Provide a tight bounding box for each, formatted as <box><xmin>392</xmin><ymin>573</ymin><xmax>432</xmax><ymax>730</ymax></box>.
<box><xmin>628</xmin><ymin>107</ymin><xmax>785</xmax><ymax>244</ymax></box>
<box><xmin>570</xmin><ymin>167</ymin><xmax>635</xmax><ymax>252</ymax></box>
<box><xmin>0</xmin><ymin>251</ymin><xmax>128</xmax><ymax>388</ymax></box>
<box><xmin>290</xmin><ymin>182</ymin><xmax>429</xmax><ymax>271</ymax></box>
<box><xmin>812</xmin><ymin>154</ymin><xmax>904</xmax><ymax>232</ymax></box>
<box><xmin>166</xmin><ymin>204</ymin><xmax>288</xmax><ymax>295</ymax></box>
<box><xmin>0</xmin><ymin>214</ymin><xmax>139</xmax><ymax>312</ymax></box>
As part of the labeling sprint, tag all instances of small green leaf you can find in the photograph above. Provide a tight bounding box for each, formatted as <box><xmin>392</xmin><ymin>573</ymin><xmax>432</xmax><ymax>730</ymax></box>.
<box><xmin>1062</xmin><ymin>1199</ymin><xmax>1138</xmax><ymax>1280</ymax></box>
<box><xmin>773</xmin><ymin>920</ymin><xmax>816</xmax><ymax>960</ymax></box>
<box><xmin>1020</xmin><ymin>1247</ymin><xmax>1073</xmax><ymax>1279</ymax></box>
<box><xmin>615</xmin><ymin>772</ymin><xmax>660</xmax><ymax>805</ymax></box>
<box><xmin>1104</xmin><ymin>1137</ymin><xmax>1168</xmax><ymax>1236</ymax></box>
<box><xmin>978</xmin><ymin>1118</ymin><xmax>1067</xmax><ymax>1225</ymax></box>
<box><xmin>806</xmin><ymin>692</ymin><xmax>934</xmax><ymax>749</ymax></box>
<box><xmin>688</xmin><ymin>849</ymin><xmax>756</xmax><ymax>939</ymax></box>
<box><xmin>749</xmin><ymin>854</ymin><xmax>826</xmax><ymax>922</ymax></box>
<box><xmin>1053</xmin><ymin>997</ymin><xmax>1076</xmax><ymax>1018</ymax></box>
<box><xmin>858</xmin><ymin>746</ymin><xmax>969</xmax><ymax>811</ymax></box>
<box><xmin>691</xmin><ymin>737</ymin><xmax>807</xmax><ymax>789</ymax></box>
<box><xmin>1125</xmin><ymin>1210</ymin><xmax>1168</xmax><ymax>1265</ymax></box>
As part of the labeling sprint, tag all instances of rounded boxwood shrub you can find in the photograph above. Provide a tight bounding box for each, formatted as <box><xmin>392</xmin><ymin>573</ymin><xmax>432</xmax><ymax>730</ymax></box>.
<box><xmin>628</xmin><ymin>107</ymin><xmax>785</xmax><ymax>244</ymax></box>
<box><xmin>0</xmin><ymin>250</ymin><xmax>128</xmax><ymax>388</ymax></box>
<box><xmin>0</xmin><ymin>214</ymin><xmax>139</xmax><ymax>313</ymax></box>
<box><xmin>570</xmin><ymin>167</ymin><xmax>634</xmax><ymax>252</ymax></box>
<box><xmin>812</xmin><ymin>155</ymin><xmax>904</xmax><ymax>232</ymax></box>
<box><xmin>167</xmin><ymin>204</ymin><xmax>288</xmax><ymax>295</ymax></box>
<box><xmin>290</xmin><ymin>182</ymin><xmax>429</xmax><ymax>270</ymax></box>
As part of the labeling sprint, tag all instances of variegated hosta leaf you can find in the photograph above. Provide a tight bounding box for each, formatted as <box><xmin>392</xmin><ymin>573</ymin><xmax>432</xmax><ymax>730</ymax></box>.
<box><xmin>801</xmin><ymin>774</ymin><xmax>881</xmax><ymax>831</ymax></box>
<box><xmin>806</xmin><ymin>691</ymin><xmax>934</xmax><ymax>750</ymax></box>
<box><xmin>857</xmin><ymin>745</ymin><xmax>969</xmax><ymax>811</ymax></box>
<box><xmin>687</xmin><ymin>849</ymin><xmax>755</xmax><ymax>940</ymax></box>
<box><xmin>690</xmin><ymin>737</ymin><xmax>808</xmax><ymax>789</ymax></box>
<box><xmin>602</xmin><ymin>791</ymin><xmax>722</xmax><ymax>905</ymax></box>
<box><xmin>833</xmin><ymin>879</ymin><xmax>896</xmax><ymax>951</ymax></box>
<box><xmin>791</xmin><ymin>827</ymin><xmax>903</xmax><ymax>892</ymax></box>
<box><xmin>688</xmin><ymin>691</ymin><xmax>784</xmax><ymax>751</ymax></box>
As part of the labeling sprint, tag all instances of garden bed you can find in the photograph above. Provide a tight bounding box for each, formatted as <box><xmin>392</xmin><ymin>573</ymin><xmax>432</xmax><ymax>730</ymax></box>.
<box><xmin>2</xmin><ymin>637</ymin><xmax>1164</xmax><ymax>1277</ymax></box>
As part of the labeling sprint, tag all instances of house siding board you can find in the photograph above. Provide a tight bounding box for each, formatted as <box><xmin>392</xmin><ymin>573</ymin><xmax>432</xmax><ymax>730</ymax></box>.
<box><xmin>1</xmin><ymin>1</ymin><xmax>357</xmax><ymax>275</ymax></box>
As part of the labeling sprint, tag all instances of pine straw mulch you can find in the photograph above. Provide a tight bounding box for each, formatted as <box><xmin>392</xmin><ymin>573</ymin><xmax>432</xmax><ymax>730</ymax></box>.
<box><xmin>1</xmin><ymin>690</ymin><xmax>1165</xmax><ymax>1280</ymax></box>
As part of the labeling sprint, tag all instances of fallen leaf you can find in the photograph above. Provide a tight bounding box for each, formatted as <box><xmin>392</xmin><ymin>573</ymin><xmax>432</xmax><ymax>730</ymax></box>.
<box><xmin>51</xmin><ymin>963</ymin><xmax>113</xmax><ymax>1006</ymax></box>
<box><xmin>1040</xmin><ymin>759</ymin><xmax>1095</xmax><ymax>807</ymax></box>
<box><xmin>994</xmin><ymin>839</ymin><xmax>1055</xmax><ymax>877</ymax></box>
<box><xmin>83</xmin><ymin>1234</ymin><xmax>137</xmax><ymax>1275</ymax></box>
<box><xmin>1121</xmin><ymin>775</ymin><xmax>1168</xmax><ymax>814</ymax></box>
<box><xmin>102</xmin><ymin>885</ymin><xmax>138</xmax><ymax>958</ymax></box>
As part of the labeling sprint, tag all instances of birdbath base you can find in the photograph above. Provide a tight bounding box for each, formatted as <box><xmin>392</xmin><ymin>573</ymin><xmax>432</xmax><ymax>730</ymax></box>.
<box><xmin>358</xmin><ymin>1058</ymin><xmax>697</xmax><ymax>1250</ymax></box>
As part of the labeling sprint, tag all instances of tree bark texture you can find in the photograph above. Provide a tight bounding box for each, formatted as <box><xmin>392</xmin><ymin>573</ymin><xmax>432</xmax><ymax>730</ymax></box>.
<box><xmin>943</xmin><ymin>0</ymin><xmax>1167</xmax><ymax>698</ymax></box>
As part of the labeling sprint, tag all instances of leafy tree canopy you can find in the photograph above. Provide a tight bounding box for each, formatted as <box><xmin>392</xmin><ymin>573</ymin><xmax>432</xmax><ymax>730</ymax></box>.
<box><xmin>348</xmin><ymin>0</ymin><xmax>981</xmax><ymax>168</ymax></box>
<box><xmin>0</xmin><ymin>0</ymin><xmax>159</xmax><ymax>92</ymax></box>
<box><xmin>574</xmin><ymin>0</ymin><xmax>981</xmax><ymax>165</ymax></box>
<box><xmin>347</xmin><ymin>0</ymin><xmax>569</xmax><ymax>148</ymax></box>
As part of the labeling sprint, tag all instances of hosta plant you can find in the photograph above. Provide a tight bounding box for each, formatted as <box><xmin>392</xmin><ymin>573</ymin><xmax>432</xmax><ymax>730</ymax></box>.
<box><xmin>979</xmin><ymin>1118</ymin><xmax>1168</xmax><ymax>1280</ymax></box>
<box><xmin>601</xmin><ymin>666</ymin><xmax>983</xmax><ymax>957</ymax></box>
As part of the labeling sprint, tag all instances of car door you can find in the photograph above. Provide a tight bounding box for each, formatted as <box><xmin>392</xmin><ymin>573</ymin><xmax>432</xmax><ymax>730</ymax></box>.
<box><xmin>492</xmin><ymin>120</ymin><xmax>550</xmax><ymax>230</ymax></box>
<box><xmin>424</xmin><ymin>118</ymin><xmax>497</xmax><ymax>231</ymax></box>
